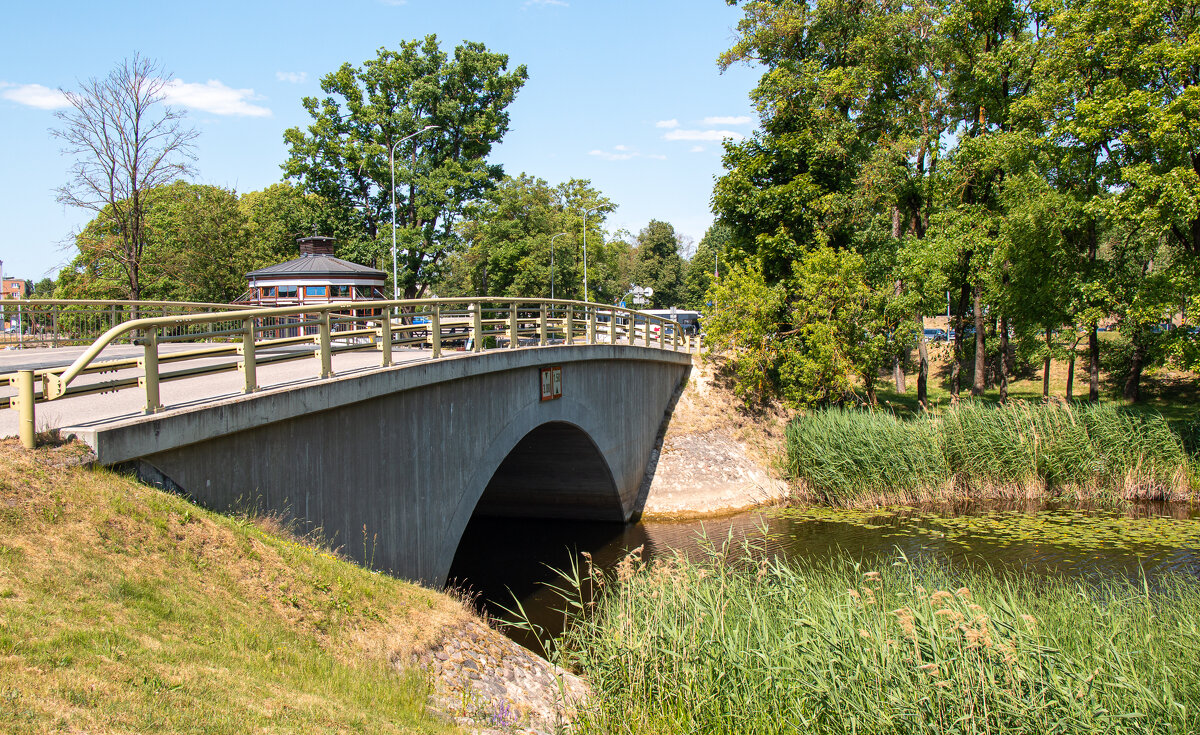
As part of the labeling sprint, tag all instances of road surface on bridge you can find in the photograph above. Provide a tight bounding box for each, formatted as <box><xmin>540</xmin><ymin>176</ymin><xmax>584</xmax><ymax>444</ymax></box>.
<box><xmin>0</xmin><ymin>343</ymin><xmax>445</xmax><ymax>439</ymax></box>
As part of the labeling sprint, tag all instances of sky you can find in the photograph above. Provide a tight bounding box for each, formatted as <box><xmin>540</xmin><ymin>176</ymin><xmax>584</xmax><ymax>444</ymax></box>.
<box><xmin>0</xmin><ymin>0</ymin><xmax>762</xmax><ymax>282</ymax></box>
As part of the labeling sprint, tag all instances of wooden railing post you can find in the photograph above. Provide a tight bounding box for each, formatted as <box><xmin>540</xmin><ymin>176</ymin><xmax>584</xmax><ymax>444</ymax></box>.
<box><xmin>430</xmin><ymin>304</ymin><xmax>442</xmax><ymax>359</ymax></box>
<box><xmin>318</xmin><ymin>310</ymin><xmax>333</xmax><ymax>378</ymax></box>
<box><xmin>471</xmin><ymin>302</ymin><xmax>483</xmax><ymax>352</ymax></box>
<box><xmin>539</xmin><ymin>303</ymin><xmax>548</xmax><ymax>346</ymax></box>
<box><xmin>509</xmin><ymin>302</ymin><xmax>520</xmax><ymax>349</ymax></box>
<box><xmin>380</xmin><ymin>311</ymin><xmax>393</xmax><ymax>368</ymax></box>
<box><xmin>16</xmin><ymin>370</ymin><xmax>34</xmax><ymax>449</ymax></box>
<box><xmin>139</xmin><ymin>329</ymin><xmax>164</xmax><ymax>414</ymax></box>
<box><xmin>565</xmin><ymin>305</ymin><xmax>574</xmax><ymax>345</ymax></box>
<box><xmin>588</xmin><ymin>306</ymin><xmax>597</xmax><ymax>344</ymax></box>
<box><xmin>239</xmin><ymin>318</ymin><xmax>258</xmax><ymax>394</ymax></box>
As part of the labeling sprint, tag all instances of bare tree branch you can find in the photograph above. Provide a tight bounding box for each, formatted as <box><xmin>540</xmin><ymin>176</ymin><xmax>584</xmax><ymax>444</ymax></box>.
<box><xmin>52</xmin><ymin>54</ymin><xmax>198</xmax><ymax>301</ymax></box>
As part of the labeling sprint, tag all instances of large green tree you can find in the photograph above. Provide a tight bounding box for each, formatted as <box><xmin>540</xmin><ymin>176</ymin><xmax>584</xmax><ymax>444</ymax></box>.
<box><xmin>58</xmin><ymin>182</ymin><xmax>248</xmax><ymax>304</ymax></box>
<box><xmin>443</xmin><ymin>175</ymin><xmax>624</xmax><ymax>301</ymax></box>
<box><xmin>282</xmin><ymin>36</ymin><xmax>527</xmax><ymax>298</ymax></box>
<box><xmin>631</xmin><ymin>220</ymin><xmax>685</xmax><ymax>308</ymax></box>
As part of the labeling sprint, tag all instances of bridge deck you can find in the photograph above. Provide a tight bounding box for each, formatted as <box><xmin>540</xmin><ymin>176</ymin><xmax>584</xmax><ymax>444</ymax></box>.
<box><xmin>0</xmin><ymin>344</ymin><xmax>447</xmax><ymax>438</ymax></box>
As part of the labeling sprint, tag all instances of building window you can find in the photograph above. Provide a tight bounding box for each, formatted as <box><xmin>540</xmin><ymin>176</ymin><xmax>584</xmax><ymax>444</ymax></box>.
<box><xmin>278</xmin><ymin>285</ymin><xmax>298</xmax><ymax>298</ymax></box>
<box><xmin>331</xmin><ymin>284</ymin><xmax>351</xmax><ymax>298</ymax></box>
<box><xmin>305</xmin><ymin>286</ymin><xmax>327</xmax><ymax>297</ymax></box>
<box><xmin>355</xmin><ymin>286</ymin><xmax>375</xmax><ymax>298</ymax></box>
<box><xmin>260</xmin><ymin>286</ymin><xmax>276</xmax><ymax>298</ymax></box>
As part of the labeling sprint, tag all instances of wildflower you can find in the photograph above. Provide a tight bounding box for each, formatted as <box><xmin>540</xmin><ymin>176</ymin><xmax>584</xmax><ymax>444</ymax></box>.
<box><xmin>858</xmin><ymin>628</ymin><xmax>872</xmax><ymax>640</ymax></box>
<box><xmin>1019</xmin><ymin>614</ymin><xmax>1038</xmax><ymax>631</ymax></box>
<box><xmin>955</xmin><ymin>587</ymin><xmax>972</xmax><ymax>599</ymax></box>
<box><xmin>848</xmin><ymin>589</ymin><xmax>862</xmax><ymax>601</ymax></box>
<box><xmin>860</xmin><ymin>587</ymin><xmax>877</xmax><ymax>605</ymax></box>
<box><xmin>933</xmin><ymin>608</ymin><xmax>964</xmax><ymax>623</ymax></box>
<box><xmin>918</xmin><ymin>662</ymin><xmax>940</xmax><ymax>676</ymax></box>
<box><xmin>863</xmin><ymin>571</ymin><xmax>882</xmax><ymax>582</ymax></box>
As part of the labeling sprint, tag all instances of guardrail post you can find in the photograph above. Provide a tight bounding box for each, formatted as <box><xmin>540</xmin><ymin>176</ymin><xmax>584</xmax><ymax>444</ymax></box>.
<box><xmin>16</xmin><ymin>370</ymin><xmax>35</xmax><ymax>449</ymax></box>
<box><xmin>539</xmin><ymin>303</ymin><xmax>548</xmax><ymax>346</ymax></box>
<box><xmin>471</xmin><ymin>302</ymin><xmax>483</xmax><ymax>353</ymax></box>
<box><xmin>318</xmin><ymin>311</ymin><xmax>333</xmax><ymax>378</ymax></box>
<box><xmin>52</xmin><ymin>305</ymin><xmax>59</xmax><ymax>348</ymax></box>
<box><xmin>588</xmin><ymin>306</ymin><xmax>597</xmax><ymax>344</ymax></box>
<box><xmin>139</xmin><ymin>329</ymin><xmax>164</xmax><ymax>414</ymax></box>
<box><xmin>509</xmin><ymin>302</ymin><xmax>520</xmax><ymax>349</ymax></box>
<box><xmin>565</xmin><ymin>305</ymin><xmax>573</xmax><ymax>345</ymax></box>
<box><xmin>239</xmin><ymin>319</ymin><xmax>258</xmax><ymax>393</ymax></box>
<box><xmin>430</xmin><ymin>304</ymin><xmax>442</xmax><ymax>359</ymax></box>
<box><xmin>380</xmin><ymin>312</ymin><xmax>393</xmax><ymax>368</ymax></box>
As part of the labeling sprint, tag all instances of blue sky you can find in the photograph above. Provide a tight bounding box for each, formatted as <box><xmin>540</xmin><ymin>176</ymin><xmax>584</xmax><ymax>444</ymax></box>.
<box><xmin>0</xmin><ymin>0</ymin><xmax>761</xmax><ymax>282</ymax></box>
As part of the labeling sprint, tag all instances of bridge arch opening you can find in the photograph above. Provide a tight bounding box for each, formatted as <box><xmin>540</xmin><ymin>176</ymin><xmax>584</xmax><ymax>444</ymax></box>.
<box><xmin>468</xmin><ymin>420</ymin><xmax>625</xmax><ymax>521</ymax></box>
<box><xmin>448</xmin><ymin>420</ymin><xmax>629</xmax><ymax>648</ymax></box>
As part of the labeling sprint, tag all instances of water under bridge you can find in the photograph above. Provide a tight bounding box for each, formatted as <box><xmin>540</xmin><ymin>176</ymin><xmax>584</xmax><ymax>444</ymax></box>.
<box><xmin>0</xmin><ymin>298</ymin><xmax>693</xmax><ymax>583</ymax></box>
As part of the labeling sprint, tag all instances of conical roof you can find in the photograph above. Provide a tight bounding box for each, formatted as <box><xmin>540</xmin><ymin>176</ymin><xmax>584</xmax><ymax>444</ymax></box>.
<box><xmin>247</xmin><ymin>254</ymin><xmax>386</xmax><ymax>279</ymax></box>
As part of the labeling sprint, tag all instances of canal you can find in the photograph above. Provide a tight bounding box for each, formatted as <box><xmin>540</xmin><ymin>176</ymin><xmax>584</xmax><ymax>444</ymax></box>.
<box><xmin>448</xmin><ymin>501</ymin><xmax>1200</xmax><ymax>650</ymax></box>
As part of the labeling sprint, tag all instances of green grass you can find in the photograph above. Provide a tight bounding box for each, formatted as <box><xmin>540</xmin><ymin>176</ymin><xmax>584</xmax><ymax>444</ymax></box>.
<box><xmin>785</xmin><ymin>402</ymin><xmax>1195</xmax><ymax>505</ymax></box>
<box><xmin>0</xmin><ymin>440</ymin><xmax>464</xmax><ymax>734</ymax></box>
<box><xmin>552</xmin><ymin>545</ymin><xmax>1200</xmax><ymax>735</ymax></box>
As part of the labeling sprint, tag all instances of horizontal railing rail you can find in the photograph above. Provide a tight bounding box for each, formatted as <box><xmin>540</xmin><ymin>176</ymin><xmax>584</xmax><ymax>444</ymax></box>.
<box><xmin>0</xmin><ymin>298</ymin><xmax>257</xmax><ymax>349</ymax></box>
<box><xmin>7</xmin><ymin>297</ymin><xmax>698</xmax><ymax>448</ymax></box>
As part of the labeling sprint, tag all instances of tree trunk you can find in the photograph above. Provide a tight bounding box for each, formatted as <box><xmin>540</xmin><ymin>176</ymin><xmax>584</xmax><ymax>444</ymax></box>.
<box><xmin>951</xmin><ymin>282</ymin><xmax>970</xmax><ymax>398</ymax></box>
<box><xmin>999</xmin><ymin>315</ymin><xmax>1010</xmax><ymax>402</ymax></box>
<box><xmin>1042</xmin><ymin>328</ymin><xmax>1052</xmax><ymax>399</ymax></box>
<box><xmin>1123</xmin><ymin>335</ymin><xmax>1146</xmax><ymax>402</ymax></box>
<box><xmin>893</xmin><ymin>355</ymin><xmax>906</xmax><ymax>394</ymax></box>
<box><xmin>917</xmin><ymin>322</ymin><xmax>929</xmax><ymax>410</ymax></box>
<box><xmin>971</xmin><ymin>283</ymin><xmax>986</xmax><ymax>396</ymax></box>
<box><xmin>1088</xmin><ymin>326</ymin><xmax>1100</xmax><ymax>401</ymax></box>
<box><xmin>1066</xmin><ymin>333</ymin><xmax>1081</xmax><ymax>401</ymax></box>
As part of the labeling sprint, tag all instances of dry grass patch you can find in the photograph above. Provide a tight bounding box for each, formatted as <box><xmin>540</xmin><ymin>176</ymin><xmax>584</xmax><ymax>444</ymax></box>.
<box><xmin>0</xmin><ymin>438</ymin><xmax>468</xmax><ymax>734</ymax></box>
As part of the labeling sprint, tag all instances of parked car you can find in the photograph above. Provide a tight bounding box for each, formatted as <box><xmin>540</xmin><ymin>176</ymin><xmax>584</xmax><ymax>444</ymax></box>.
<box><xmin>922</xmin><ymin>328</ymin><xmax>948</xmax><ymax>343</ymax></box>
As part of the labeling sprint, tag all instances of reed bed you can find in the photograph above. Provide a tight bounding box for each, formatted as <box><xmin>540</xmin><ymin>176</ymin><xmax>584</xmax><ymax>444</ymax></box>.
<box><xmin>786</xmin><ymin>403</ymin><xmax>1194</xmax><ymax>504</ymax></box>
<box><xmin>551</xmin><ymin>546</ymin><xmax>1200</xmax><ymax>735</ymax></box>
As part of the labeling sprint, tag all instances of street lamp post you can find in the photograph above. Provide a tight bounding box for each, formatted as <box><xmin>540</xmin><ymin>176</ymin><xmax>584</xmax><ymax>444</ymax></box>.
<box><xmin>389</xmin><ymin>125</ymin><xmax>439</xmax><ymax>301</ymax></box>
<box><xmin>549</xmin><ymin>232</ymin><xmax>567</xmax><ymax>300</ymax></box>
<box><xmin>581</xmin><ymin>208</ymin><xmax>599</xmax><ymax>303</ymax></box>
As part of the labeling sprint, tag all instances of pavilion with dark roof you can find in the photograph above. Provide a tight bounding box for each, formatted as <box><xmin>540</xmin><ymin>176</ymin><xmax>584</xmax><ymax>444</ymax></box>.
<box><xmin>238</xmin><ymin>234</ymin><xmax>386</xmax><ymax>306</ymax></box>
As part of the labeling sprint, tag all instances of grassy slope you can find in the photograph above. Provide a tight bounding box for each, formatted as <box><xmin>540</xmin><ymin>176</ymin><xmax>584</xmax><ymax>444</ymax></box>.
<box><xmin>0</xmin><ymin>440</ymin><xmax>467</xmax><ymax>734</ymax></box>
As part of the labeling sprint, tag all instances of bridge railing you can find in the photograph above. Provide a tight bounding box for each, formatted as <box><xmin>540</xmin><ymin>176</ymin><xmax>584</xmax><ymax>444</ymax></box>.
<box><xmin>0</xmin><ymin>299</ymin><xmax>257</xmax><ymax>348</ymax></box>
<box><xmin>8</xmin><ymin>297</ymin><xmax>697</xmax><ymax>448</ymax></box>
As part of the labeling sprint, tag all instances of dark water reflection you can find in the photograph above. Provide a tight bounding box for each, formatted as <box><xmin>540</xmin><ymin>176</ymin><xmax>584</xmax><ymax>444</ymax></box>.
<box><xmin>446</xmin><ymin>500</ymin><xmax>1200</xmax><ymax>650</ymax></box>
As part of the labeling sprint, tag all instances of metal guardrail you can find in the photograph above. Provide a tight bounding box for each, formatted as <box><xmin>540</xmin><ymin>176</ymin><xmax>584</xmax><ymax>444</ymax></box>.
<box><xmin>7</xmin><ymin>297</ymin><xmax>698</xmax><ymax>448</ymax></box>
<box><xmin>0</xmin><ymin>299</ymin><xmax>256</xmax><ymax>349</ymax></box>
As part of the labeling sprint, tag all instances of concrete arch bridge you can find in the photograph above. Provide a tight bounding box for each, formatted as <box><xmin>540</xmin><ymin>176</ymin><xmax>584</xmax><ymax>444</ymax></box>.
<box><xmin>1</xmin><ymin>298</ymin><xmax>693</xmax><ymax>583</ymax></box>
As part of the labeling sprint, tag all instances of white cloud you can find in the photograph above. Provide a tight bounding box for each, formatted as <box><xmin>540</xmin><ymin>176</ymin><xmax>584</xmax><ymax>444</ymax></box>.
<box><xmin>702</xmin><ymin>115</ymin><xmax>752</xmax><ymax>126</ymax></box>
<box><xmin>614</xmin><ymin>144</ymin><xmax>630</xmax><ymax>151</ymax></box>
<box><xmin>663</xmin><ymin>129</ymin><xmax>744</xmax><ymax>142</ymax></box>
<box><xmin>690</xmin><ymin>145</ymin><xmax>705</xmax><ymax>153</ymax></box>
<box><xmin>164</xmin><ymin>79</ymin><xmax>271</xmax><ymax>117</ymax></box>
<box><xmin>589</xmin><ymin>148</ymin><xmax>635</xmax><ymax>161</ymax></box>
<box><xmin>276</xmin><ymin>71</ymin><xmax>307</xmax><ymax>84</ymax></box>
<box><xmin>655</xmin><ymin>118</ymin><xmax>679</xmax><ymax>129</ymax></box>
<box><xmin>0</xmin><ymin>82</ymin><xmax>69</xmax><ymax>110</ymax></box>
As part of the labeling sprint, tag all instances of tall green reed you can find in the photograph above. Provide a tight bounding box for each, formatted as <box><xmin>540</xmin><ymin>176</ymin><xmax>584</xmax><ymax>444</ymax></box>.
<box><xmin>786</xmin><ymin>402</ymin><xmax>1193</xmax><ymax>504</ymax></box>
<box><xmin>553</xmin><ymin>544</ymin><xmax>1200</xmax><ymax>735</ymax></box>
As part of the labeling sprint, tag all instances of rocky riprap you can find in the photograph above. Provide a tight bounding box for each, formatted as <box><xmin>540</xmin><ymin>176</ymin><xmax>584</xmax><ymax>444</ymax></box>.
<box><xmin>410</xmin><ymin>619</ymin><xmax>587</xmax><ymax>734</ymax></box>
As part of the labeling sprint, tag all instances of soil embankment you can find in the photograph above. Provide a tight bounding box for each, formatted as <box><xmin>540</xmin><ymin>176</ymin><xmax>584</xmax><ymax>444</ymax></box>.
<box><xmin>637</xmin><ymin>359</ymin><xmax>792</xmax><ymax>518</ymax></box>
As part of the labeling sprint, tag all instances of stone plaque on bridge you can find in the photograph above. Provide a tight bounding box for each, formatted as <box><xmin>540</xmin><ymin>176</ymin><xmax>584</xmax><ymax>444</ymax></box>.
<box><xmin>539</xmin><ymin>366</ymin><xmax>562</xmax><ymax>401</ymax></box>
